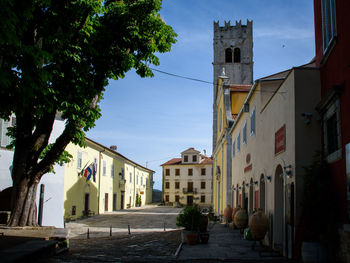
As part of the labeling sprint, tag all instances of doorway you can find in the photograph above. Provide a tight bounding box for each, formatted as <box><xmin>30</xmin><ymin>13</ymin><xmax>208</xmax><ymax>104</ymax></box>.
<box><xmin>121</xmin><ymin>193</ymin><xmax>124</xmax><ymax>209</ymax></box>
<box><xmin>188</xmin><ymin>182</ymin><xmax>193</xmax><ymax>192</ymax></box>
<box><xmin>187</xmin><ymin>195</ymin><xmax>194</xmax><ymax>206</ymax></box>
<box><xmin>249</xmin><ymin>178</ymin><xmax>253</xmax><ymax>214</ymax></box>
<box><xmin>113</xmin><ymin>193</ymin><xmax>117</xmax><ymax>211</ymax></box>
<box><xmin>260</xmin><ymin>174</ymin><xmax>266</xmax><ymax>212</ymax></box>
<box><xmin>274</xmin><ymin>165</ymin><xmax>283</xmax><ymax>252</ymax></box>
<box><xmin>105</xmin><ymin>193</ymin><xmax>109</xmax><ymax>211</ymax></box>
<box><xmin>84</xmin><ymin>193</ymin><xmax>90</xmax><ymax>213</ymax></box>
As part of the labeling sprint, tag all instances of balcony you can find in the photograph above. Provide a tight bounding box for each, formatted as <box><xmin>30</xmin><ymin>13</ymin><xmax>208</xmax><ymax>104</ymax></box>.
<box><xmin>119</xmin><ymin>176</ymin><xmax>126</xmax><ymax>189</ymax></box>
<box><xmin>183</xmin><ymin>188</ymin><xmax>197</xmax><ymax>194</ymax></box>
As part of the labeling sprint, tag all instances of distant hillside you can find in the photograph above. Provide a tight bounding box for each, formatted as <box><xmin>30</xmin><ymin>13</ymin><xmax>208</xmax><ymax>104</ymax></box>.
<box><xmin>152</xmin><ymin>189</ymin><xmax>162</xmax><ymax>203</ymax></box>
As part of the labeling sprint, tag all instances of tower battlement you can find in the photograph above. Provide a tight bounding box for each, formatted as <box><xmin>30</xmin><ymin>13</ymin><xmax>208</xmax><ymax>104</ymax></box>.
<box><xmin>214</xmin><ymin>20</ymin><xmax>253</xmax><ymax>33</ymax></box>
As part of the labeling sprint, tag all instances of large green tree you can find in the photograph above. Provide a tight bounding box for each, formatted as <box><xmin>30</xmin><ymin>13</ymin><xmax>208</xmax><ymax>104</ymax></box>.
<box><xmin>0</xmin><ymin>0</ymin><xmax>176</xmax><ymax>226</ymax></box>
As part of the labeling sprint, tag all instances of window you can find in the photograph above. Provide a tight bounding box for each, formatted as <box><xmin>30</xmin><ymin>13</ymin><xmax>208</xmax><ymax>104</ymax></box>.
<box><xmin>184</xmin><ymin>155</ymin><xmax>188</xmax><ymax>162</ymax></box>
<box><xmin>103</xmin><ymin>161</ymin><xmax>106</xmax><ymax>176</ymax></box>
<box><xmin>175</xmin><ymin>168</ymin><xmax>180</xmax><ymax>176</ymax></box>
<box><xmin>165</xmin><ymin>169</ymin><xmax>170</xmax><ymax>176</ymax></box>
<box><xmin>232</xmin><ymin>140</ymin><xmax>236</xmax><ymax>157</ymax></box>
<box><xmin>237</xmin><ymin>132</ymin><xmax>241</xmax><ymax>152</ymax></box>
<box><xmin>175</xmin><ymin>195</ymin><xmax>180</xmax><ymax>202</ymax></box>
<box><xmin>77</xmin><ymin>151</ymin><xmax>82</xmax><ymax>169</ymax></box>
<box><xmin>201</xmin><ymin>195</ymin><xmax>206</xmax><ymax>203</ymax></box>
<box><xmin>175</xmin><ymin>182</ymin><xmax>180</xmax><ymax>189</ymax></box>
<box><xmin>234</xmin><ymin>48</ymin><xmax>241</xmax><ymax>63</ymax></box>
<box><xmin>165</xmin><ymin>182</ymin><xmax>170</xmax><ymax>189</ymax></box>
<box><xmin>192</xmin><ymin>155</ymin><xmax>197</xmax><ymax>162</ymax></box>
<box><xmin>111</xmin><ymin>164</ymin><xmax>114</xmax><ymax>178</ymax></box>
<box><xmin>129</xmin><ymin>172</ymin><xmax>132</xmax><ymax>183</ymax></box>
<box><xmin>201</xmin><ymin>168</ymin><xmax>206</xmax><ymax>176</ymax></box>
<box><xmin>141</xmin><ymin>176</ymin><xmax>143</xmax><ymax>186</ymax></box>
<box><xmin>94</xmin><ymin>157</ymin><xmax>98</xmax><ymax>172</ymax></box>
<box><xmin>250</xmin><ymin>109</ymin><xmax>256</xmax><ymax>136</ymax></box>
<box><xmin>201</xmin><ymin>182</ymin><xmax>206</xmax><ymax>189</ymax></box>
<box><xmin>165</xmin><ymin>195</ymin><xmax>169</xmax><ymax>202</ymax></box>
<box><xmin>321</xmin><ymin>0</ymin><xmax>336</xmax><ymax>52</ymax></box>
<box><xmin>188</xmin><ymin>168</ymin><xmax>193</xmax><ymax>176</ymax></box>
<box><xmin>323</xmin><ymin>98</ymin><xmax>341</xmax><ymax>162</ymax></box>
<box><xmin>225</xmin><ymin>48</ymin><xmax>232</xmax><ymax>63</ymax></box>
<box><xmin>121</xmin><ymin>168</ymin><xmax>124</xmax><ymax>180</ymax></box>
<box><xmin>136</xmin><ymin>174</ymin><xmax>138</xmax><ymax>185</ymax></box>
<box><xmin>243</xmin><ymin>122</ymin><xmax>247</xmax><ymax>145</ymax></box>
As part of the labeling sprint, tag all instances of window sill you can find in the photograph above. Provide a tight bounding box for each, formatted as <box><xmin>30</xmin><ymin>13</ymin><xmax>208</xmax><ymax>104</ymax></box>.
<box><xmin>326</xmin><ymin>148</ymin><xmax>342</xmax><ymax>163</ymax></box>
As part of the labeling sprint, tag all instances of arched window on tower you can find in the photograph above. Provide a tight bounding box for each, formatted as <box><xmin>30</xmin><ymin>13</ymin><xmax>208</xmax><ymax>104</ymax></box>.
<box><xmin>225</xmin><ymin>48</ymin><xmax>232</xmax><ymax>63</ymax></box>
<box><xmin>234</xmin><ymin>48</ymin><xmax>241</xmax><ymax>63</ymax></box>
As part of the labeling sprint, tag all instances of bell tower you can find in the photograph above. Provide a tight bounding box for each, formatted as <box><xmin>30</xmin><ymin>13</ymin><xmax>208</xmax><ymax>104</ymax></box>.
<box><xmin>212</xmin><ymin>20</ymin><xmax>253</xmax><ymax>152</ymax></box>
<box><xmin>213</xmin><ymin>20</ymin><xmax>253</xmax><ymax>87</ymax></box>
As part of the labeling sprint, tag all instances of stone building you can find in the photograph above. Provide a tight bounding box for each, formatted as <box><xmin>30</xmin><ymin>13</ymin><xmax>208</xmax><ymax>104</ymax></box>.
<box><xmin>212</xmin><ymin>20</ymin><xmax>253</xmax><ymax>215</ymax></box>
<box><xmin>161</xmin><ymin>148</ymin><xmax>212</xmax><ymax>207</ymax></box>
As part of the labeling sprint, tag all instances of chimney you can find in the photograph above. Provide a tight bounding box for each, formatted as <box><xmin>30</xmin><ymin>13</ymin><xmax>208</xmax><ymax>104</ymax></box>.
<box><xmin>110</xmin><ymin>145</ymin><xmax>117</xmax><ymax>151</ymax></box>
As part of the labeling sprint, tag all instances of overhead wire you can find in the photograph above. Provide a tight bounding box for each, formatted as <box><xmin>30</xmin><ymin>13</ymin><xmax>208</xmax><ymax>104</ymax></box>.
<box><xmin>149</xmin><ymin>67</ymin><xmax>287</xmax><ymax>94</ymax></box>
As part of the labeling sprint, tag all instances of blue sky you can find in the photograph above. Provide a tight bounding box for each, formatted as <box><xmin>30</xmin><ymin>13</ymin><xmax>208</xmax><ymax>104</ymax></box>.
<box><xmin>87</xmin><ymin>0</ymin><xmax>315</xmax><ymax>190</ymax></box>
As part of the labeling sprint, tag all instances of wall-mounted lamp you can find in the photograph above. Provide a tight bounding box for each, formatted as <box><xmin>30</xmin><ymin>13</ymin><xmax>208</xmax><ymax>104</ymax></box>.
<box><xmin>254</xmin><ymin>181</ymin><xmax>258</xmax><ymax>185</ymax></box>
<box><xmin>238</xmin><ymin>186</ymin><xmax>242</xmax><ymax>190</ymax></box>
<box><xmin>245</xmin><ymin>183</ymin><xmax>249</xmax><ymax>187</ymax></box>
<box><xmin>284</xmin><ymin>165</ymin><xmax>292</xmax><ymax>177</ymax></box>
<box><xmin>266</xmin><ymin>176</ymin><xmax>272</xmax><ymax>182</ymax></box>
<box><xmin>301</xmin><ymin>112</ymin><xmax>312</xmax><ymax>125</ymax></box>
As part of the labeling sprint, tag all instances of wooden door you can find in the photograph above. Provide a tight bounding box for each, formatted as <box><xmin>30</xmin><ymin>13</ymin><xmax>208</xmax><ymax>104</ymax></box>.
<box><xmin>113</xmin><ymin>194</ymin><xmax>117</xmax><ymax>211</ymax></box>
<box><xmin>187</xmin><ymin>195</ymin><xmax>193</xmax><ymax>206</ymax></box>
<box><xmin>84</xmin><ymin>193</ymin><xmax>90</xmax><ymax>212</ymax></box>
<box><xmin>105</xmin><ymin>193</ymin><xmax>108</xmax><ymax>211</ymax></box>
<box><xmin>188</xmin><ymin>182</ymin><xmax>193</xmax><ymax>192</ymax></box>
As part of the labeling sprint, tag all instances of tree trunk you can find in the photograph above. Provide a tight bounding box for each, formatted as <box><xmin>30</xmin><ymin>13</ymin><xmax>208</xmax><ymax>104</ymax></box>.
<box><xmin>9</xmin><ymin>177</ymin><xmax>39</xmax><ymax>227</ymax></box>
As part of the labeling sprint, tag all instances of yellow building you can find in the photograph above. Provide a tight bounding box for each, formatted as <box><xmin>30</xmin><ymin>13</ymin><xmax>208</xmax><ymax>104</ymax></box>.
<box><xmin>64</xmin><ymin>137</ymin><xmax>154</xmax><ymax>221</ymax></box>
<box><xmin>212</xmin><ymin>75</ymin><xmax>250</xmax><ymax>215</ymax></box>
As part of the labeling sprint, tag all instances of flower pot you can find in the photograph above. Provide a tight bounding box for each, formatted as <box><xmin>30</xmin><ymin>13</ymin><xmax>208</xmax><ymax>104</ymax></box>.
<box><xmin>248</xmin><ymin>209</ymin><xmax>268</xmax><ymax>240</ymax></box>
<box><xmin>185</xmin><ymin>231</ymin><xmax>199</xmax><ymax>245</ymax></box>
<box><xmin>224</xmin><ymin>205</ymin><xmax>233</xmax><ymax>222</ymax></box>
<box><xmin>232</xmin><ymin>207</ymin><xmax>241</xmax><ymax>228</ymax></box>
<box><xmin>234</xmin><ymin>209</ymin><xmax>248</xmax><ymax>229</ymax></box>
<box><xmin>200</xmin><ymin>232</ymin><xmax>210</xmax><ymax>244</ymax></box>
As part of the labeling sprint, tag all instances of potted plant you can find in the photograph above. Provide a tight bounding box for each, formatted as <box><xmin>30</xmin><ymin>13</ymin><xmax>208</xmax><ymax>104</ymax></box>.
<box><xmin>301</xmin><ymin>152</ymin><xmax>339</xmax><ymax>262</ymax></box>
<box><xmin>176</xmin><ymin>205</ymin><xmax>201</xmax><ymax>245</ymax></box>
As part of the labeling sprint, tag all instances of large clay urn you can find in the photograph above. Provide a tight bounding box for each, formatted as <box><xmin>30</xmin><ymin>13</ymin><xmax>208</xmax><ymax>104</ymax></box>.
<box><xmin>231</xmin><ymin>207</ymin><xmax>241</xmax><ymax>227</ymax></box>
<box><xmin>234</xmin><ymin>209</ymin><xmax>248</xmax><ymax>229</ymax></box>
<box><xmin>224</xmin><ymin>205</ymin><xmax>233</xmax><ymax>222</ymax></box>
<box><xmin>248</xmin><ymin>209</ymin><xmax>268</xmax><ymax>240</ymax></box>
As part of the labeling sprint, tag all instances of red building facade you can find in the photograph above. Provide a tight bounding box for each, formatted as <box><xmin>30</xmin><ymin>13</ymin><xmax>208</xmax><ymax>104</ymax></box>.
<box><xmin>314</xmin><ymin>0</ymin><xmax>350</xmax><ymax>223</ymax></box>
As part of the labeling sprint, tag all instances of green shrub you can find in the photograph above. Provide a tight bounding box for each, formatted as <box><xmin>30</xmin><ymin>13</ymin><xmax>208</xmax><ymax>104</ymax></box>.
<box><xmin>176</xmin><ymin>205</ymin><xmax>201</xmax><ymax>231</ymax></box>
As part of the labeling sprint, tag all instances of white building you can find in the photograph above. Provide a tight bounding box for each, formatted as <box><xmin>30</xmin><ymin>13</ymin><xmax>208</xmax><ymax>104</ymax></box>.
<box><xmin>161</xmin><ymin>148</ymin><xmax>212</xmax><ymax>207</ymax></box>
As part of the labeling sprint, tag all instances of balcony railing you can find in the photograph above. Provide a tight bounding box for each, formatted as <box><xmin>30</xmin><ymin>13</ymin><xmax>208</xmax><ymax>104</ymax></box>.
<box><xmin>183</xmin><ymin>187</ymin><xmax>197</xmax><ymax>194</ymax></box>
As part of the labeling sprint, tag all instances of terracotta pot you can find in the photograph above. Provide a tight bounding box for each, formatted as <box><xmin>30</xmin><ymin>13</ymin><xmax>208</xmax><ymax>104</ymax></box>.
<box><xmin>185</xmin><ymin>232</ymin><xmax>199</xmax><ymax>245</ymax></box>
<box><xmin>223</xmin><ymin>205</ymin><xmax>233</xmax><ymax>222</ymax></box>
<box><xmin>200</xmin><ymin>232</ymin><xmax>210</xmax><ymax>244</ymax></box>
<box><xmin>231</xmin><ymin>207</ymin><xmax>241</xmax><ymax>227</ymax></box>
<box><xmin>248</xmin><ymin>209</ymin><xmax>268</xmax><ymax>240</ymax></box>
<box><xmin>234</xmin><ymin>209</ymin><xmax>248</xmax><ymax>229</ymax></box>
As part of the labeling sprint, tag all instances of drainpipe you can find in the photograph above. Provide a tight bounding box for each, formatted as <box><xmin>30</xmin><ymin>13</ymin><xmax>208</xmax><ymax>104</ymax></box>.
<box><xmin>97</xmin><ymin>149</ymin><xmax>105</xmax><ymax>214</ymax></box>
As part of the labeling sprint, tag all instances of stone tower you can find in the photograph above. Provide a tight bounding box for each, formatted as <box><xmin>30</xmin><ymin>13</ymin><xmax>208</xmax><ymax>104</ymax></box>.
<box><xmin>213</xmin><ymin>20</ymin><xmax>253</xmax><ymax>86</ymax></box>
<box><xmin>212</xmin><ymin>20</ymin><xmax>253</xmax><ymax>152</ymax></box>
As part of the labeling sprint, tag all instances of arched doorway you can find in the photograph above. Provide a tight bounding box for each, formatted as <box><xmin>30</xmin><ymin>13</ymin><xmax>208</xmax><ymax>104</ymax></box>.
<box><xmin>274</xmin><ymin>165</ymin><xmax>284</xmax><ymax>252</ymax></box>
<box><xmin>249</xmin><ymin>178</ymin><xmax>253</xmax><ymax>214</ymax></box>
<box><xmin>236</xmin><ymin>184</ymin><xmax>239</xmax><ymax>207</ymax></box>
<box><xmin>260</xmin><ymin>174</ymin><xmax>265</xmax><ymax>212</ymax></box>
